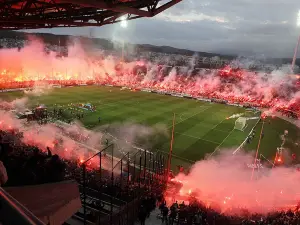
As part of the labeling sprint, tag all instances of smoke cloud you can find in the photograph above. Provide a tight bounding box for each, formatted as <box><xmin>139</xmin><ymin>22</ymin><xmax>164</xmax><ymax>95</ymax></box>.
<box><xmin>0</xmin><ymin>36</ymin><xmax>298</xmax><ymax>118</ymax></box>
<box><xmin>0</xmin><ymin>36</ymin><xmax>300</xmax><ymax>215</ymax></box>
<box><xmin>0</xmin><ymin>101</ymin><xmax>168</xmax><ymax>171</ymax></box>
<box><xmin>173</xmin><ymin>150</ymin><xmax>300</xmax><ymax>215</ymax></box>
<box><xmin>101</xmin><ymin>122</ymin><xmax>168</xmax><ymax>155</ymax></box>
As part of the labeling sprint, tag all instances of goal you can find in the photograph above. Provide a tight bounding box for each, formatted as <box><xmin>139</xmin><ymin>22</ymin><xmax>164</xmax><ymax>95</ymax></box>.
<box><xmin>234</xmin><ymin>117</ymin><xmax>247</xmax><ymax>131</ymax></box>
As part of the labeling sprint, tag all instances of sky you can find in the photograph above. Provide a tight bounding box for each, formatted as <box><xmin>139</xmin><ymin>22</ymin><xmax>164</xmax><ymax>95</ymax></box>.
<box><xmin>26</xmin><ymin>0</ymin><xmax>300</xmax><ymax>57</ymax></box>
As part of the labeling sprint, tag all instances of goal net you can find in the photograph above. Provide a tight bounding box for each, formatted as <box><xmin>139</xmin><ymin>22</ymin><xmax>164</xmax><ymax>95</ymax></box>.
<box><xmin>234</xmin><ymin>117</ymin><xmax>247</xmax><ymax>131</ymax></box>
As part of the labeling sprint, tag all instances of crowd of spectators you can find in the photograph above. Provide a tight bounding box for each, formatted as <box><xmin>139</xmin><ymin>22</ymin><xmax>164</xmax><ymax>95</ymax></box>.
<box><xmin>1</xmin><ymin>67</ymin><xmax>300</xmax><ymax>118</ymax></box>
<box><xmin>0</xmin><ymin>80</ymin><xmax>83</xmax><ymax>90</ymax></box>
<box><xmin>154</xmin><ymin>197</ymin><xmax>300</xmax><ymax>225</ymax></box>
<box><xmin>2</xmin><ymin>126</ymin><xmax>300</xmax><ymax>225</ymax></box>
<box><xmin>0</xmin><ymin>127</ymin><xmax>165</xmax><ymax>204</ymax></box>
<box><xmin>0</xmin><ymin>130</ymin><xmax>66</xmax><ymax>186</ymax></box>
<box><xmin>1</xmin><ymin>107</ymin><xmax>300</xmax><ymax>225</ymax></box>
<box><xmin>0</xmin><ymin>128</ymin><xmax>151</xmax><ymax>193</ymax></box>
<box><xmin>138</xmin><ymin>194</ymin><xmax>158</xmax><ymax>225</ymax></box>
<box><xmin>277</xmin><ymin>108</ymin><xmax>299</xmax><ymax>119</ymax></box>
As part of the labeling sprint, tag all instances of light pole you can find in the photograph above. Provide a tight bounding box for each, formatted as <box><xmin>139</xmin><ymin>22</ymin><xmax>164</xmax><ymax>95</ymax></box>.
<box><xmin>120</xmin><ymin>17</ymin><xmax>127</xmax><ymax>62</ymax></box>
<box><xmin>291</xmin><ymin>10</ymin><xmax>300</xmax><ymax>73</ymax></box>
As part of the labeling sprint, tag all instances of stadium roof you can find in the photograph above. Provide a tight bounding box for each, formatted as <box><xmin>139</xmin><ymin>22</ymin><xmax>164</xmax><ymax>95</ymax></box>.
<box><xmin>0</xmin><ymin>0</ymin><xmax>182</xmax><ymax>30</ymax></box>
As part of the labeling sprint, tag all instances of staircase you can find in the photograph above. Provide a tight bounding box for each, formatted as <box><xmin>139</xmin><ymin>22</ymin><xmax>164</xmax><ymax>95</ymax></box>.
<box><xmin>64</xmin><ymin>185</ymin><xmax>127</xmax><ymax>225</ymax></box>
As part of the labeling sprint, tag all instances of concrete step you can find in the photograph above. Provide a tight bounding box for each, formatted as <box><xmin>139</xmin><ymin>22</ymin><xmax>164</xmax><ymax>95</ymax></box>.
<box><xmin>64</xmin><ymin>216</ymin><xmax>84</xmax><ymax>225</ymax></box>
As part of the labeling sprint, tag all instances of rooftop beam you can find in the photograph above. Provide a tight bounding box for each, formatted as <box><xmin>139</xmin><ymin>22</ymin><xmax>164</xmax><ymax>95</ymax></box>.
<box><xmin>0</xmin><ymin>0</ymin><xmax>182</xmax><ymax>29</ymax></box>
<box><xmin>57</xmin><ymin>0</ymin><xmax>152</xmax><ymax>17</ymax></box>
<box><xmin>152</xmin><ymin>0</ymin><xmax>182</xmax><ymax>16</ymax></box>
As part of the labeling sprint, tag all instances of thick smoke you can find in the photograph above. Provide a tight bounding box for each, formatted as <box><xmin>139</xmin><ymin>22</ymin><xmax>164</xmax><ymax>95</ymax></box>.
<box><xmin>1</xmin><ymin>37</ymin><xmax>300</xmax><ymax>215</ymax></box>
<box><xmin>0</xmin><ymin>100</ymin><xmax>168</xmax><ymax>170</ymax></box>
<box><xmin>24</xmin><ymin>81</ymin><xmax>53</xmax><ymax>96</ymax></box>
<box><xmin>10</xmin><ymin>97</ymin><xmax>29</xmax><ymax>112</ymax></box>
<box><xmin>174</xmin><ymin>150</ymin><xmax>300</xmax><ymax>215</ymax></box>
<box><xmin>101</xmin><ymin>122</ymin><xmax>168</xmax><ymax>154</ymax></box>
<box><xmin>0</xmin><ymin>37</ymin><xmax>299</xmax><ymax>116</ymax></box>
<box><xmin>0</xmin><ymin>38</ymin><xmax>99</xmax><ymax>82</ymax></box>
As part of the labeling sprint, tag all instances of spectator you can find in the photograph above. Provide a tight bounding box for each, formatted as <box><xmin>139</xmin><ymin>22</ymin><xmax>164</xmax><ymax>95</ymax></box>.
<box><xmin>194</xmin><ymin>212</ymin><xmax>201</xmax><ymax>225</ymax></box>
<box><xmin>0</xmin><ymin>161</ymin><xmax>7</xmax><ymax>186</ymax></box>
<box><xmin>162</xmin><ymin>205</ymin><xmax>169</xmax><ymax>224</ymax></box>
<box><xmin>159</xmin><ymin>199</ymin><xmax>167</xmax><ymax>215</ymax></box>
<box><xmin>169</xmin><ymin>204</ymin><xmax>177</xmax><ymax>225</ymax></box>
<box><xmin>138</xmin><ymin>205</ymin><xmax>147</xmax><ymax>225</ymax></box>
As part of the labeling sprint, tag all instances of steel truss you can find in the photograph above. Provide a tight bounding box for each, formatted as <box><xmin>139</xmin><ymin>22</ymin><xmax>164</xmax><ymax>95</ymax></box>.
<box><xmin>0</xmin><ymin>0</ymin><xmax>182</xmax><ymax>30</ymax></box>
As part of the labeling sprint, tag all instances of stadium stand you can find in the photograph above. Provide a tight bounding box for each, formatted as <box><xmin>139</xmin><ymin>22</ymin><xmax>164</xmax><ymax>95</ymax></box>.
<box><xmin>155</xmin><ymin>198</ymin><xmax>300</xmax><ymax>225</ymax></box>
<box><xmin>0</xmin><ymin>128</ymin><xmax>166</xmax><ymax>225</ymax></box>
<box><xmin>0</xmin><ymin>34</ymin><xmax>299</xmax><ymax>224</ymax></box>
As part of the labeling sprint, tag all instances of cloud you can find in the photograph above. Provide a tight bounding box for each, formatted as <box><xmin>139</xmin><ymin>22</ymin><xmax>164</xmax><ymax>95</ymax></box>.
<box><xmin>156</xmin><ymin>10</ymin><xmax>229</xmax><ymax>23</ymax></box>
<box><xmin>24</xmin><ymin>0</ymin><xmax>300</xmax><ymax>57</ymax></box>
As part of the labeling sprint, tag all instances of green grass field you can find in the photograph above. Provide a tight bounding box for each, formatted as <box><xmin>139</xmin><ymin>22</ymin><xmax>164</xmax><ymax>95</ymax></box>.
<box><xmin>1</xmin><ymin>86</ymin><xmax>300</xmax><ymax>170</ymax></box>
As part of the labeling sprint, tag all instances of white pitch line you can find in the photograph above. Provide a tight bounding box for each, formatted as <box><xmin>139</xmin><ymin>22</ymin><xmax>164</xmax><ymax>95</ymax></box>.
<box><xmin>170</xmin><ymin>106</ymin><xmax>232</xmax><ymax>158</ymax></box>
<box><xmin>193</xmin><ymin>116</ymin><xmax>230</xmax><ymax>158</ymax></box>
<box><xmin>213</xmin><ymin>128</ymin><xmax>230</xmax><ymax>133</ymax></box>
<box><xmin>260</xmin><ymin>153</ymin><xmax>275</xmax><ymax>166</ymax></box>
<box><xmin>209</xmin><ymin>129</ymin><xmax>235</xmax><ymax>158</ymax></box>
<box><xmin>174</xmin><ymin>131</ymin><xmax>220</xmax><ymax>145</ymax></box>
<box><xmin>232</xmin><ymin>118</ymin><xmax>261</xmax><ymax>155</ymax></box>
<box><xmin>179</xmin><ymin>113</ymin><xmax>185</xmax><ymax>122</ymax></box>
<box><xmin>216</xmin><ymin>129</ymin><xmax>235</xmax><ymax>149</ymax></box>
<box><xmin>208</xmin><ymin>117</ymin><xmax>228</xmax><ymax>132</ymax></box>
<box><xmin>168</xmin><ymin>105</ymin><xmax>212</xmax><ymax>129</ymax></box>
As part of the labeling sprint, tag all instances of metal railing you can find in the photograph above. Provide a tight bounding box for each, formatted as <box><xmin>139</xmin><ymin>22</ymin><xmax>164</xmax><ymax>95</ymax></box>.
<box><xmin>81</xmin><ymin>143</ymin><xmax>167</xmax><ymax>225</ymax></box>
<box><xmin>0</xmin><ymin>187</ymin><xmax>45</xmax><ymax>225</ymax></box>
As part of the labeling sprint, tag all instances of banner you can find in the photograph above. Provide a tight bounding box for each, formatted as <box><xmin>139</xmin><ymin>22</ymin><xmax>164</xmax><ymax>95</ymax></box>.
<box><xmin>197</xmin><ymin>98</ymin><xmax>211</xmax><ymax>102</ymax></box>
<box><xmin>243</xmin><ymin>103</ymin><xmax>251</xmax><ymax>108</ymax></box>
<box><xmin>212</xmin><ymin>98</ymin><xmax>227</xmax><ymax>104</ymax></box>
<box><xmin>172</xmin><ymin>94</ymin><xmax>184</xmax><ymax>98</ymax></box>
<box><xmin>0</xmin><ymin>88</ymin><xmax>25</xmax><ymax>92</ymax></box>
<box><xmin>141</xmin><ymin>89</ymin><xmax>152</xmax><ymax>92</ymax></box>
<box><xmin>228</xmin><ymin>103</ymin><xmax>240</xmax><ymax>107</ymax></box>
<box><xmin>52</xmin><ymin>85</ymin><xmax>62</xmax><ymax>88</ymax></box>
<box><xmin>155</xmin><ymin>91</ymin><xmax>166</xmax><ymax>95</ymax></box>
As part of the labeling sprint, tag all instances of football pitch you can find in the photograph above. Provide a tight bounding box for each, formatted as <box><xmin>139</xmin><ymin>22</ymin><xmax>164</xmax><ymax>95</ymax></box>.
<box><xmin>1</xmin><ymin>86</ymin><xmax>300</xmax><ymax>170</ymax></box>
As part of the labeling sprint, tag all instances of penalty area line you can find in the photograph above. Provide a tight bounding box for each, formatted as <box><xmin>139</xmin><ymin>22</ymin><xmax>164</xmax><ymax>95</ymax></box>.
<box><xmin>260</xmin><ymin>153</ymin><xmax>275</xmax><ymax>167</ymax></box>
<box><xmin>209</xmin><ymin>129</ymin><xmax>235</xmax><ymax>158</ymax></box>
<box><xmin>168</xmin><ymin>105</ymin><xmax>212</xmax><ymax>129</ymax></box>
<box><xmin>174</xmin><ymin>132</ymin><xmax>220</xmax><ymax>145</ymax></box>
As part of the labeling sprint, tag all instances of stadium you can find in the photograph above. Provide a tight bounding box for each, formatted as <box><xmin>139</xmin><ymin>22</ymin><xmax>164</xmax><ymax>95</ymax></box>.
<box><xmin>1</xmin><ymin>1</ymin><xmax>300</xmax><ymax>225</ymax></box>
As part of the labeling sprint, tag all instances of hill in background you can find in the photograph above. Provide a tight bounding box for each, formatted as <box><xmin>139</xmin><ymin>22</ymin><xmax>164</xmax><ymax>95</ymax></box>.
<box><xmin>0</xmin><ymin>30</ymin><xmax>298</xmax><ymax>67</ymax></box>
<box><xmin>0</xmin><ymin>30</ymin><xmax>237</xmax><ymax>60</ymax></box>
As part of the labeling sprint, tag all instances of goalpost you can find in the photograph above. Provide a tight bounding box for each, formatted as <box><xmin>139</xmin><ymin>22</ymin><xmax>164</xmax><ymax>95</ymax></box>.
<box><xmin>234</xmin><ymin>117</ymin><xmax>247</xmax><ymax>131</ymax></box>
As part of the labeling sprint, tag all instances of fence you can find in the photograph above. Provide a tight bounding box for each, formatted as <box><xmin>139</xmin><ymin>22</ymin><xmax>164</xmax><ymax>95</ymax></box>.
<box><xmin>81</xmin><ymin>143</ymin><xmax>167</xmax><ymax>225</ymax></box>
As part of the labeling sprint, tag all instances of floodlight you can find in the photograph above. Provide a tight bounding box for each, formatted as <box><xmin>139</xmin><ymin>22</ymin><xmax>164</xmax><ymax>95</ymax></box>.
<box><xmin>120</xmin><ymin>20</ymin><xmax>127</xmax><ymax>28</ymax></box>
